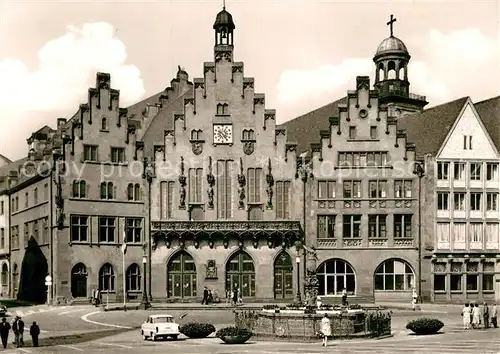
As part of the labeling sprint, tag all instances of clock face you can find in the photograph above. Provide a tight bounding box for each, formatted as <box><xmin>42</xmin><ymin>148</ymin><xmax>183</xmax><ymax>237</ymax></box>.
<box><xmin>213</xmin><ymin>124</ymin><xmax>233</xmax><ymax>144</ymax></box>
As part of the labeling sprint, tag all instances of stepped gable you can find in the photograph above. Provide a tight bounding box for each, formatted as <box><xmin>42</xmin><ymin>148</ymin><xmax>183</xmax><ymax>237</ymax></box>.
<box><xmin>397</xmin><ymin>96</ymin><xmax>469</xmax><ymax>158</ymax></box>
<box><xmin>474</xmin><ymin>95</ymin><xmax>500</xmax><ymax>150</ymax></box>
<box><xmin>280</xmin><ymin>96</ymin><xmax>347</xmax><ymax>155</ymax></box>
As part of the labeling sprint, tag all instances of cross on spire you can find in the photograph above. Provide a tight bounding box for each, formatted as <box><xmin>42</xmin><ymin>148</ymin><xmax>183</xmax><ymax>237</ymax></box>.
<box><xmin>387</xmin><ymin>14</ymin><xmax>397</xmax><ymax>37</ymax></box>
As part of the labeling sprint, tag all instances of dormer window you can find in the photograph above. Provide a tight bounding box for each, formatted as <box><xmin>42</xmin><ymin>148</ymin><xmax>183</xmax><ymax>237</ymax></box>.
<box><xmin>190</xmin><ymin>129</ymin><xmax>202</xmax><ymax>140</ymax></box>
<box><xmin>101</xmin><ymin>117</ymin><xmax>108</xmax><ymax>131</ymax></box>
<box><xmin>242</xmin><ymin>129</ymin><xmax>255</xmax><ymax>141</ymax></box>
<box><xmin>216</xmin><ymin>103</ymin><xmax>229</xmax><ymax>115</ymax></box>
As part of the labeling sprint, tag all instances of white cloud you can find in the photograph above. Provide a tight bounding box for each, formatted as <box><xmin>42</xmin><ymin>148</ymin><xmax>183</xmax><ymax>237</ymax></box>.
<box><xmin>0</xmin><ymin>22</ymin><xmax>145</xmax><ymax>159</ymax></box>
<box><xmin>277</xmin><ymin>28</ymin><xmax>500</xmax><ymax>120</ymax></box>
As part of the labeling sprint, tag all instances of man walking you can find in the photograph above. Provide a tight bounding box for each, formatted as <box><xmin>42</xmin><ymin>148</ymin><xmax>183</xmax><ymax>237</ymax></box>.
<box><xmin>16</xmin><ymin>316</ymin><xmax>24</xmax><ymax>347</ymax></box>
<box><xmin>30</xmin><ymin>321</ymin><xmax>40</xmax><ymax>347</ymax></box>
<box><xmin>483</xmin><ymin>302</ymin><xmax>490</xmax><ymax>329</ymax></box>
<box><xmin>202</xmin><ymin>286</ymin><xmax>208</xmax><ymax>305</ymax></box>
<box><xmin>0</xmin><ymin>317</ymin><xmax>10</xmax><ymax>348</ymax></box>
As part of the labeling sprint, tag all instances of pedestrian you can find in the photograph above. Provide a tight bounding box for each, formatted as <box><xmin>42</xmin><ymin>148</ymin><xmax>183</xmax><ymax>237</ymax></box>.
<box><xmin>207</xmin><ymin>290</ymin><xmax>213</xmax><ymax>304</ymax></box>
<box><xmin>91</xmin><ymin>288</ymin><xmax>96</xmax><ymax>305</ymax></box>
<box><xmin>483</xmin><ymin>302</ymin><xmax>490</xmax><ymax>329</ymax></box>
<box><xmin>412</xmin><ymin>288</ymin><xmax>418</xmax><ymax>310</ymax></box>
<box><xmin>320</xmin><ymin>314</ymin><xmax>331</xmax><ymax>347</ymax></box>
<box><xmin>472</xmin><ymin>303</ymin><xmax>481</xmax><ymax>329</ymax></box>
<box><xmin>0</xmin><ymin>317</ymin><xmax>10</xmax><ymax>348</ymax></box>
<box><xmin>17</xmin><ymin>316</ymin><xmax>24</xmax><ymax>347</ymax></box>
<box><xmin>491</xmin><ymin>303</ymin><xmax>497</xmax><ymax>328</ymax></box>
<box><xmin>341</xmin><ymin>288</ymin><xmax>348</xmax><ymax>306</ymax></box>
<box><xmin>232</xmin><ymin>286</ymin><xmax>239</xmax><ymax>306</ymax></box>
<box><xmin>462</xmin><ymin>303</ymin><xmax>471</xmax><ymax>329</ymax></box>
<box><xmin>202</xmin><ymin>286</ymin><xmax>208</xmax><ymax>305</ymax></box>
<box><xmin>95</xmin><ymin>289</ymin><xmax>100</xmax><ymax>306</ymax></box>
<box><xmin>29</xmin><ymin>321</ymin><xmax>40</xmax><ymax>347</ymax></box>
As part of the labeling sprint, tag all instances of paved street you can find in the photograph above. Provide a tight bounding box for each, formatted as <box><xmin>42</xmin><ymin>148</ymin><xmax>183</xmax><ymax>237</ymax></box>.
<box><xmin>2</xmin><ymin>327</ymin><xmax>499</xmax><ymax>354</ymax></box>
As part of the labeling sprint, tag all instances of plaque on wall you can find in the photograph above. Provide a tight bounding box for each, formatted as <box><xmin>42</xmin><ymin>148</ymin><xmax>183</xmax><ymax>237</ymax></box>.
<box><xmin>205</xmin><ymin>260</ymin><xmax>217</xmax><ymax>279</ymax></box>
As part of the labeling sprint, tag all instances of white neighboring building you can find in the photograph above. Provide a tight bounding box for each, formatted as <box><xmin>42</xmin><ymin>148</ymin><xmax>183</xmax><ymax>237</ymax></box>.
<box><xmin>400</xmin><ymin>96</ymin><xmax>500</xmax><ymax>304</ymax></box>
<box><xmin>0</xmin><ymin>154</ymin><xmax>12</xmax><ymax>297</ymax></box>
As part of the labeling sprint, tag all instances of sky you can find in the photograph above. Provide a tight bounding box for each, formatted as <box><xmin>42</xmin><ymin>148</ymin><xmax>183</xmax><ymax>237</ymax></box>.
<box><xmin>0</xmin><ymin>0</ymin><xmax>499</xmax><ymax>160</ymax></box>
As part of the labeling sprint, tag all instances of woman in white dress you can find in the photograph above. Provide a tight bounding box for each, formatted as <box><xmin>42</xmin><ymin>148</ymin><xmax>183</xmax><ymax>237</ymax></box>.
<box><xmin>321</xmin><ymin>314</ymin><xmax>331</xmax><ymax>347</ymax></box>
<box><xmin>472</xmin><ymin>303</ymin><xmax>481</xmax><ymax>329</ymax></box>
<box><xmin>462</xmin><ymin>303</ymin><xmax>471</xmax><ymax>329</ymax></box>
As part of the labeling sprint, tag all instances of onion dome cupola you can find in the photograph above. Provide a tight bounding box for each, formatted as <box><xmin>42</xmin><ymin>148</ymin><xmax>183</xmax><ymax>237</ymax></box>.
<box><xmin>373</xmin><ymin>15</ymin><xmax>428</xmax><ymax>116</ymax></box>
<box><xmin>213</xmin><ymin>2</ymin><xmax>235</xmax><ymax>47</ymax></box>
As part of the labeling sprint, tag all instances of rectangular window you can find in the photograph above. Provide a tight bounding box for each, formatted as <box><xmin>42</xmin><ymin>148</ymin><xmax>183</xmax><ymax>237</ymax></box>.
<box><xmin>487</xmin><ymin>193</ymin><xmax>498</xmax><ymax>211</ymax></box>
<box><xmin>470</xmin><ymin>193</ymin><xmax>482</xmax><ymax>211</ymax></box>
<box><xmin>83</xmin><ymin>145</ymin><xmax>98</xmax><ymax>162</ymax></box>
<box><xmin>44</xmin><ymin>183</ymin><xmax>49</xmax><ymax>200</ymax></box>
<box><xmin>343</xmin><ymin>180</ymin><xmax>361</xmax><ymax>198</ymax></box>
<box><xmin>434</xmin><ymin>274</ymin><xmax>446</xmax><ymax>291</ymax></box>
<box><xmin>394</xmin><ymin>214</ymin><xmax>412</xmax><ymax>238</ymax></box>
<box><xmin>339</xmin><ymin>152</ymin><xmax>388</xmax><ymax>167</ymax></box>
<box><xmin>368</xmin><ymin>215</ymin><xmax>387</xmax><ymax>238</ymax></box>
<box><xmin>276</xmin><ymin>181</ymin><xmax>291</xmax><ymax>219</ymax></box>
<box><xmin>454</xmin><ymin>162</ymin><xmax>465</xmax><ymax>180</ymax></box>
<box><xmin>0</xmin><ymin>201</ymin><xmax>3</xmax><ymax>215</ymax></box>
<box><xmin>394</xmin><ymin>180</ymin><xmax>412</xmax><ymax>198</ymax></box>
<box><xmin>188</xmin><ymin>168</ymin><xmax>203</xmax><ymax>203</ymax></box>
<box><xmin>437</xmin><ymin>162</ymin><xmax>449</xmax><ymax>180</ymax></box>
<box><xmin>23</xmin><ymin>222</ymin><xmax>29</xmax><ymax>247</ymax></box>
<box><xmin>125</xmin><ymin>218</ymin><xmax>142</xmax><ymax>243</ymax></box>
<box><xmin>24</xmin><ymin>192</ymin><xmax>28</xmax><ymax>209</ymax></box>
<box><xmin>342</xmin><ymin>215</ymin><xmax>361</xmax><ymax>238</ymax></box>
<box><xmin>317</xmin><ymin>215</ymin><xmax>335</xmax><ymax>239</ymax></box>
<box><xmin>470</xmin><ymin>163</ymin><xmax>481</xmax><ymax>180</ymax></box>
<box><xmin>99</xmin><ymin>217</ymin><xmax>116</xmax><ymax>243</ymax></box>
<box><xmin>483</xmin><ymin>262</ymin><xmax>495</xmax><ymax>292</ymax></box>
<box><xmin>487</xmin><ymin>163</ymin><xmax>498</xmax><ymax>181</ymax></box>
<box><xmin>469</xmin><ymin>223</ymin><xmax>483</xmax><ymax>243</ymax></box>
<box><xmin>247</xmin><ymin>168</ymin><xmax>262</xmax><ymax>203</ymax></box>
<box><xmin>348</xmin><ymin>126</ymin><xmax>356</xmax><ymax>139</ymax></box>
<box><xmin>437</xmin><ymin>222</ymin><xmax>450</xmax><ymax>243</ymax></box>
<box><xmin>34</xmin><ymin>188</ymin><xmax>38</xmax><ymax>204</ymax></box>
<box><xmin>453</xmin><ymin>193</ymin><xmax>465</xmax><ymax>210</ymax></box>
<box><xmin>368</xmin><ymin>180</ymin><xmax>387</xmax><ymax>198</ymax></box>
<box><xmin>160</xmin><ymin>181</ymin><xmax>175</xmax><ymax>219</ymax></box>
<box><xmin>450</xmin><ymin>274</ymin><xmax>462</xmax><ymax>291</ymax></box>
<box><xmin>33</xmin><ymin>220</ymin><xmax>39</xmax><ymax>242</ymax></box>
<box><xmin>217</xmin><ymin>160</ymin><xmax>233</xmax><ymax>219</ymax></box>
<box><xmin>70</xmin><ymin>215</ymin><xmax>88</xmax><ymax>242</ymax></box>
<box><xmin>72</xmin><ymin>180</ymin><xmax>87</xmax><ymax>199</ymax></box>
<box><xmin>11</xmin><ymin>226</ymin><xmax>19</xmax><ymax>250</ymax></box>
<box><xmin>370</xmin><ymin>126</ymin><xmax>378</xmax><ymax>139</ymax></box>
<box><xmin>485</xmin><ymin>223</ymin><xmax>499</xmax><ymax>243</ymax></box>
<box><xmin>110</xmin><ymin>147</ymin><xmax>125</xmax><ymax>163</ymax></box>
<box><xmin>317</xmin><ymin>180</ymin><xmax>335</xmax><ymax>199</ymax></box>
<box><xmin>437</xmin><ymin>192</ymin><xmax>449</xmax><ymax>210</ymax></box>
<box><xmin>0</xmin><ymin>228</ymin><xmax>4</xmax><ymax>249</ymax></box>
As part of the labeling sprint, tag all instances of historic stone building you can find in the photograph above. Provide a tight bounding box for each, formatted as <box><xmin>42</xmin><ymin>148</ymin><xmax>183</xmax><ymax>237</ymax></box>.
<box><xmin>144</xmin><ymin>7</ymin><xmax>302</xmax><ymax>301</ymax></box>
<box><xmin>399</xmin><ymin>95</ymin><xmax>500</xmax><ymax>304</ymax></box>
<box><xmin>0</xmin><ymin>154</ymin><xmax>13</xmax><ymax>297</ymax></box>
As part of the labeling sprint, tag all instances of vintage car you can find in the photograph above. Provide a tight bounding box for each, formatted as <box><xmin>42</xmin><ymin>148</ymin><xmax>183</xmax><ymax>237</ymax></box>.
<box><xmin>141</xmin><ymin>314</ymin><xmax>180</xmax><ymax>341</ymax></box>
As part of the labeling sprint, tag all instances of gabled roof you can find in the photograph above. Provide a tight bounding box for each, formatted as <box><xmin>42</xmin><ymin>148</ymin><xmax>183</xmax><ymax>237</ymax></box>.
<box><xmin>397</xmin><ymin>96</ymin><xmax>469</xmax><ymax>158</ymax></box>
<box><xmin>280</xmin><ymin>97</ymin><xmax>348</xmax><ymax>154</ymax></box>
<box><xmin>474</xmin><ymin>95</ymin><xmax>500</xmax><ymax>150</ymax></box>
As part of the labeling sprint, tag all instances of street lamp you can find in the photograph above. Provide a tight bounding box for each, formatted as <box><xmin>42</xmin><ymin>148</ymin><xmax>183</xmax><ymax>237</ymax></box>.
<box><xmin>413</xmin><ymin>161</ymin><xmax>425</xmax><ymax>303</ymax></box>
<box><xmin>294</xmin><ymin>255</ymin><xmax>301</xmax><ymax>303</ymax></box>
<box><xmin>140</xmin><ymin>254</ymin><xmax>150</xmax><ymax>309</ymax></box>
<box><xmin>143</xmin><ymin>157</ymin><xmax>155</xmax><ymax>302</ymax></box>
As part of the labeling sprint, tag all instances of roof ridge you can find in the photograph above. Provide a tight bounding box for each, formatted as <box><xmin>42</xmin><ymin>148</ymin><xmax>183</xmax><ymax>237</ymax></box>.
<box><xmin>474</xmin><ymin>95</ymin><xmax>500</xmax><ymax>106</ymax></box>
<box><xmin>283</xmin><ymin>96</ymin><xmax>347</xmax><ymax>124</ymax></box>
<box><xmin>422</xmin><ymin>96</ymin><xmax>468</xmax><ymax>113</ymax></box>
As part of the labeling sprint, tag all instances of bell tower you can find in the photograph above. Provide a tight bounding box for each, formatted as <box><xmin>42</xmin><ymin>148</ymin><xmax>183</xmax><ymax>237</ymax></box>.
<box><xmin>213</xmin><ymin>1</ymin><xmax>235</xmax><ymax>49</ymax></box>
<box><xmin>373</xmin><ymin>15</ymin><xmax>428</xmax><ymax>117</ymax></box>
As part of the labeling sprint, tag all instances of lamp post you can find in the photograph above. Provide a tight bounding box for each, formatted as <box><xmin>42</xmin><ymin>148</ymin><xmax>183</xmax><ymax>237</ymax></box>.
<box><xmin>413</xmin><ymin>161</ymin><xmax>425</xmax><ymax>303</ymax></box>
<box><xmin>140</xmin><ymin>254</ymin><xmax>150</xmax><ymax>309</ymax></box>
<box><xmin>294</xmin><ymin>255</ymin><xmax>301</xmax><ymax>303</ymax></box>
<box><xmin>143</xmin><ymin>158</ymin><xmax>155</xmax><ymax>302</ymax></box>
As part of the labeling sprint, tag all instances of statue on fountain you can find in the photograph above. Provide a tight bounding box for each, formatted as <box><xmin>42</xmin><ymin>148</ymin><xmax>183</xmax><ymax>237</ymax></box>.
<box><xmin>297</xmin><ymin>242</ymin><xmax>320</xmax><ymax>308</ymax></box>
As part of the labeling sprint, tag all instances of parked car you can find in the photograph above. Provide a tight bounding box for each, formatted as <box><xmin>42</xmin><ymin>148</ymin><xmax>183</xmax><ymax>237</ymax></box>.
<box><xmin>141</xmin><ymin>314</ymin><xmax>180</xmax><ymax>341</ymax></box>
<box><xmin>0</xmin><ymin>304</ymin><xmax>7</xmax><ymax>316</ymax></box>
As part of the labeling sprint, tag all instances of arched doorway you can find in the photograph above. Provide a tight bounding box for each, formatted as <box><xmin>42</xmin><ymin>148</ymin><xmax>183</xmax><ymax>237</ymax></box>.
<box><xmin>71</xmin><ymin>263</ymin><xmax>88</xmax><ymax>298</ymax></box>
<box><xmin>317</xmin><ymin>259</ymin><xmax>356</xmax><ymax>296</ymax></box>
<box><xmin>226</xmin><ymin>251</ymin><xmax>255</xmax><ymax>298</ymax></box>
<box><xmin>374</xmin><ymin>259</ymin><xmax>414</xmax><ymax>291</ymax></box>
<box><xmin>167</xmin><ymin>251</ymin><xmax>197</xmax><ymax>298</ymax></box>
<box><xmin>274</xmin><ymin>252</ymin><xmax>293</xmax><ymax>299</ymax></box>
<box><xmin>1</xmin><ymin>263</ymin><xmax>8</xmax><ymax>297</ymax></box>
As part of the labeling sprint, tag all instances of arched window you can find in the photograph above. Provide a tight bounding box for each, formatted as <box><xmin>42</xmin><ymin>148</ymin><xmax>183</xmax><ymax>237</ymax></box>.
<box><xmin>1</xmin><ymin>263</ymin><xmax>8</xmax><ymax>287</ymax></box>
<box><xmin>127</xmin><ymin>183</ymin><xmax>141</xmax><ymax>201</ymax></box>
<box><xmin>167</xmin><ymin>251</ymin><xmax>197</xmax><ymax>298</ymax></box>
<box><xmin>378</xmin><ymin>63</ymin><xmax>384</xmax><ymax>81</ymax></box>
<box><xmin>226</xmin><ymin>251</ymin><xmax>255</xmax><ymax>298</ymax></box>
<box><xmin>73</xmin><ymin>180</ymin><xmax>86</xmax><ymax>198</ymax></box>
<box><xmin>100</xmin><ymin>182</ymin><xmax>114</xmax><ymax>200</ymax></box>
<box><xmin>216</xmin><ymin>103</ymin><xmax>228</xmax><ymax>115</ymax></box>
<box><xmin>387</xmin><ymin>61</ymin><xmax>396</xmax><ymax>80</ymax></box>
<box><xmin>374</xmin><ymin>259</ymin><xmax>414</xmax><ymax>291</ymax></box>
<box><xmin>101</xmin><ymin>117</ymin><xmax>107</xmax><ymax>131</ymax></box>
<box><xmin>71</xmin><ymin>263</ymin><xmax>87</xmax><ymax>298</ymax></box>
<box><xmin>274</xmin><ymin>252</ymin><xmax>293</xmax><ymax>299</ymax></box>
<box><xmin>398</xmin><ymin>66</ymin><xmax>405</xmax><ymax>80</ymax></box>
<box><xmin>126</xmin><ymin>263</ymin><xmax>141</xmax><ymax>291</ymax></box>
<box><xmin>190</xmin><ymin>130</ymin><xmax>202</xmax><ymax>140</ymax></box>
<box><xmin>242</xmin><ymin>129</ymin><xmax>255</xmax><ymax>141</ymax></box>
<box><xmin>99</xmin><ymin>263</ymin><xmax>115</xmax><ymax>291</ymax></box>
<box><xmin>317</xmin><ymin>259</ymin><xmax>356</xmax><ymax>296</ymax></box>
